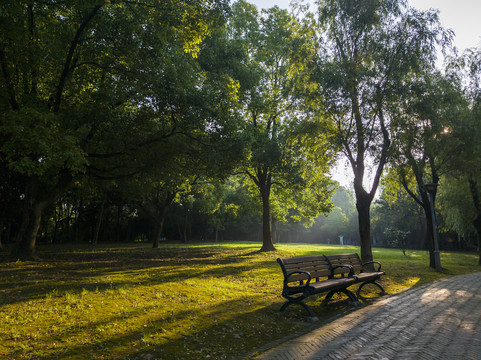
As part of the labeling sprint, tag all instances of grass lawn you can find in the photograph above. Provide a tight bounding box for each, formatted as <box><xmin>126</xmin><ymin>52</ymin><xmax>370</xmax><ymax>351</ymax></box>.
<box><xmin>0</xmin><ymin>242</ymin><xmax>479</xmax><ymax>360</ymax></box>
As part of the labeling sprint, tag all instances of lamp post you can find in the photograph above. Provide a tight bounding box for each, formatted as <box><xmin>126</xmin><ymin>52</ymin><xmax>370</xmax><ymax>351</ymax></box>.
<box><xmin>425</xmin><ymin>183</ymin><xmax>442</xmax><ymax>272</ymax></box>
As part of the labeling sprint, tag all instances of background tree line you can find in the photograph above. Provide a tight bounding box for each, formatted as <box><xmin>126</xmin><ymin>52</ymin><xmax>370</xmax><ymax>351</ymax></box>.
<box><xmin>1</xmin><ymin>0</ymin><xmax>481</xmax><ymax>266</ymax></box>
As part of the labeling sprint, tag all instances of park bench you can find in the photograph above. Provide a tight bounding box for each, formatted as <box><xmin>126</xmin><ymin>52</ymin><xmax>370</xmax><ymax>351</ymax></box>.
<box><xmin>277</xmin><ymin>253</ymin><xmax>385</xmax><ymax>319</ymax></box>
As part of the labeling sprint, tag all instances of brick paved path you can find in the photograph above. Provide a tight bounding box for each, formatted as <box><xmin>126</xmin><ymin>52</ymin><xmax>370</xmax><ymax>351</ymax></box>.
<box><xmin>254</xmin><ymin>272</ymin><xmax>481</xmax><ymax>360</ymax></box>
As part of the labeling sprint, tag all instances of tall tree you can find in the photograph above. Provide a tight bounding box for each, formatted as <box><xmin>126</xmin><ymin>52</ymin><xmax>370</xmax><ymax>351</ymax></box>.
<box><xmin>390</xmin><ymin>71</ymin><xmax>465</xmax><ymax>268</ymax></box>
<box><xmin>310</xmin><ymin>0</ymin><xmax>450</xmax><ymax>263</ymax></box>
<box><xmin>0</xmin><ymin>0</ymin><xmax>228</xmax><ymax>259</ymax></box>
<box><xmin>228</xmin><ymin>1</ymin><xmax>335</xmax><ymax>251</ymax></box>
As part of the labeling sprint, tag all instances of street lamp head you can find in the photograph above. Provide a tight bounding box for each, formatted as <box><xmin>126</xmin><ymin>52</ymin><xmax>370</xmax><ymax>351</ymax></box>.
<box><xmin>424</xmin><ymin>183</ymin><xmax>438</xmax><ymax>194</ymax></box>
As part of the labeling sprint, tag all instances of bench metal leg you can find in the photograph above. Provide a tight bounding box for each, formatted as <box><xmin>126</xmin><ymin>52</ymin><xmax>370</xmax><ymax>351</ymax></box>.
<box><xmin>280</xmin><ymin>300</ymin><xmax>318</xmax><ymax>321</ymax></box>
<box><xmin>323</xmin><ymin>288</ymin><xmax>360</xmax><ymax>305</ymax></box>
<box><xmin>357</xmin><ymin>280</ymin><xmax>387</xmax><ymax>296</ymax></box>
<box><xmin>323</xmin><ymin>290</ymin><xmax>336</xmax><ymax>304</ymax></box>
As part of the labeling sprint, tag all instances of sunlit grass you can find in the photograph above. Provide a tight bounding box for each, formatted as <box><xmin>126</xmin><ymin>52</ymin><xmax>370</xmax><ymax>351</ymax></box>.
<box><xmin>0</xmin><ymin>242</ymin><xmax>478</xmax><ymax>359</ymax></box>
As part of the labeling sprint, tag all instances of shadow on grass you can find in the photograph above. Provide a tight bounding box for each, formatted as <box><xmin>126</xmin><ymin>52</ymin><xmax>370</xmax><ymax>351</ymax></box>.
<box><xmin>6</xmin><ymin>295</ymin><xmax>276</xmax><ymax>360</ymax></box>
<box><xmin>1</xmin><ymin>243</ymin><xmax>478</xmax><ymax>359</ymax></box>
<box><xmin>0</xmin><ymin>243</ymin><xmax>386</xmax><ymax>360</ymax></box>
<box><xmin>0</xmin><ymin>245</ymin><xmax>280</xmax><ymax>307</ymax></box>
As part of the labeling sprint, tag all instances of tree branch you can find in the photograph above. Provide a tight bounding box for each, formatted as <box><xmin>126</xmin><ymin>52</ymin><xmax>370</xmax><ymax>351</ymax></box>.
<box><xmin>245</xmin><ymin>170</ymin><xmax>260</xmax><ymax>187</ymax></box>
<box><xmin>369</xmin><ymin>100</ymin><xmax>391</xmax><ymax>199</ymax></box>
<box><xmin>399</xmin><ymin>168</ymin><xmax>423</xmax><ymax>207</ymax></box>
<box><xmin>52</xmin><ymin>4</ymin><xmax>103</xmax><ymax>113</ymax></box>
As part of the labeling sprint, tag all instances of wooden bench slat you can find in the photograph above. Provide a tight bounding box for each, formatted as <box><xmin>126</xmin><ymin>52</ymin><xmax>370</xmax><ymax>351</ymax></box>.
<box><xmin>283</xmin><ymin>262</ymin><xmax>330</xmax><ymax>271</ymax></box>
<box><xmin>286</xmin><ymin>270</ymin><xmax>332</xmax><ymax>283</ymax></box>
<box><xmin>281</xmin><ymin>255</ymin><xmax>326</xmax><ymax>264</ymax></box>
<box><xmin>283</xmin><ymin>262</ymin><xmax>331</xmax><ymax>271</ymax></box>
<box><xmin>282</xmin><ymin>260</ymin><xmax>330</xmax><ymax>268</ymax></box>
<box><xmin>326</xmin><ymin>254</ymin><xmax>363</xmax><ymax>273</ymax></box>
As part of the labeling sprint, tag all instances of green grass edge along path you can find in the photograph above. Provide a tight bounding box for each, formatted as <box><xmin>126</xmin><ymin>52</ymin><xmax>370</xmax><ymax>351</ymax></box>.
<box><xmin>0</xmin><ymin>243</ymin><xmax>479</xmax><ymax>360</ymax></box>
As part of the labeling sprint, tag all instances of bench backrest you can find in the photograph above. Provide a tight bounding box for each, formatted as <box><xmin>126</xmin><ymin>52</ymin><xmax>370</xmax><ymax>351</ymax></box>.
<box><xmin>325</xmin><ymin>253</ymin><xmax>362</xmax><ymax>276</ymax></box>
<box><xmin>277</xmin><ymin>255</ymin><xmax>332</xmax><ymax>284</ymax></box>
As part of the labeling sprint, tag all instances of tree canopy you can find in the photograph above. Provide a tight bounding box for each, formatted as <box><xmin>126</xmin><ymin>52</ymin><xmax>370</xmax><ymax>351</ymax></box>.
<box><xmin>1</xmin><ymin>0</ymin><xmax>481</xmax><ymax>263</ymax></box>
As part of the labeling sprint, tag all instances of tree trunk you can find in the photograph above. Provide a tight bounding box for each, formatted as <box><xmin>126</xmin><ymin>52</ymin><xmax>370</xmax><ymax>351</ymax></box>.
<box><xmin>151</xmin><ymin>217</ymin><xmax>165</xmax><ymax>249</ymax></box>
<box><xmin>421</xmin><ymin>199</ymin><xmax>436</xmax><ymax>269</ymax></box>
<box><xmin>11</xmin><ymin>177</ymin><xmax>58</xmax><ymax>260</ymax></box>
<box><xmin>139</xmin><ymin>191</ymin><xmax>174</xmax><ymax>248</ymax></box>
<box><xmin>182</xmin><ymin>206</ymin><xmax>190</xmax><ymax>244</ymax></box>
<box><xmin>355</xmin><ymin>192</ymin><xmax>373</xmax><ymax>265</ymax></box>
<box><xmin>151</xmin><ymin>206</ymin><xmax>166</xmax><ymax>248</ymax></box>
<box><xmin>52</xmin><ymin>202</ymin><xmax>60</xmax><ymax>244</ymax></box>
<box><xmin>116</xmin><ymin>204</ymin><xmax>122</xmax><ymax>242</ymax></box>
<box><xmin>399</xmin><ymin>161</ymin><xmax>438</xmax><ymax>268</ymax></box>
<box><xmin>6</xmin><ymin>220</ymin><xmax>12</xmax><ymax>244</ymax></box>
<box><xmin>92</xmin><ymin>198</ymin><xmax>106</xmax><ymax>245</ymax></box>
<box><xmin>65</xmin><ymin>204</ymin><xmax>72</xmax><ymax>242</ymax></box>
<box><xmin>10</xmin><ymin>171</ymin><xmax>72</xmax><ymax>260</ymax></box>
<box><xmin>472</xmin><ymin>216</ymin><xmax>481</xmax><ymax>266</ymax></box>
<box><xmin>468</xmin><ymin>177</ymin><xmax>481</xmax><ymax>265</ymax></box>
<box><xmin>11</xmin><ymin>199</ymin><xmax>48</xmax><ymax>261</ymax></box>
<box><xmin>260</xmin><ymin>186</ymin><xmax>275</xmax><ymax>251</ymax></box>
<box><xmin>74</xmin><ymin>199</ymin><xmax>83</xmax><ymax>243</ymax></box>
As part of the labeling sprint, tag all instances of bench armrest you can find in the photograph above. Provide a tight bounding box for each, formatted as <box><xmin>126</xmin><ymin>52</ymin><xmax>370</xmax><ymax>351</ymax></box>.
<box><xmin>362</xmin><ymin>261</ymin><xmax>382</xmax><ymax>272</ymax></box>
<box><xmin>285</xmin><ymin>270</ymin><xmax>312</xmax><ymax>287</ymax></box>
<box><xmin>281</xmin><ymin>270</ymin><xmax>313</xmax><ymax>301</ymax></box>
<box><xmin>331</xmin><ymin>264</ymin><xmax>354</xmax><ymax>278</ymax></box>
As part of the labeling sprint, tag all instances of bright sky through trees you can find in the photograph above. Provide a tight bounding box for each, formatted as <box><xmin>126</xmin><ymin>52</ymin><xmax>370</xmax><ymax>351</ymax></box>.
<box><xmin>409</xmin><ymin>0</ymin><xmax>481</xmax><ymax>52</ymax></box>
<box><xmin>251</xmin><ymin>0</ymin><xmax>481</xmax><ymax>54</ymax></box>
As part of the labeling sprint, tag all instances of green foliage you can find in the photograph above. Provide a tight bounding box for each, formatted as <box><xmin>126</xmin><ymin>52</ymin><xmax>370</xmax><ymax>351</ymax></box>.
<box><xmin>313</xmin><ymin>0</ymin><xmax>451</xmax><ymax>174</ymax></box>
<box><xmin>0</xmin><ymin>0</ymin><xmax>228</xmax><ymax>176</ymax></box>
<box><xmin>371</xmin><ymin>169</ymin><xmax>425</xmax><ymax>250</ymax></box>
<box><xmin>439</xmin><ymin>49</ymin><xmax>481</xmax><ymax>250</ymax></box>
<box><xmin>383</xmin><ymin>227</ymin><xmax>411</xmax><ymax>256</ymax></box>
<box><xmin>0</xmin><ymin>0</ymin><xmax>237</xmax><ymax>256</ymax></box>
<box><xmin>191</xmin><ymin>178</ymin><xmax>259</xmax><ymax>232</ymax></box>
<box><xmin>438</xmin><ymin>176</ymin><xmax>475</xmax><ymax>236</ymax></box>
<box><xmin>390</xmin><ymin>71</ymin><xmax>466</xmax><ymax>181</ymax></box>
<box><xmin>318</xmin><ymin>207</ymin><xmax>348</xmax><ymax>236</ymax></box>
<box><xmin>1</xmin><ymin>109</ymin><xmax>88</xmax><ymax>177</ymax></box>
